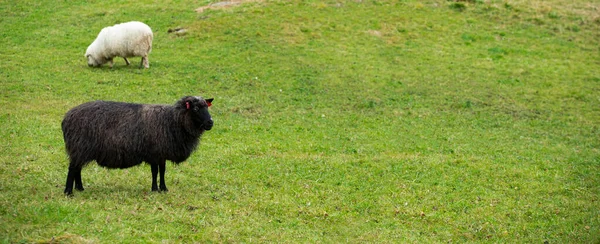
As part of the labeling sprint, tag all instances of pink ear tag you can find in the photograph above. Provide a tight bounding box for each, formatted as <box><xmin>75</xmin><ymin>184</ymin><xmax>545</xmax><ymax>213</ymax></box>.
<box><xmin>186</xmin><ymin>102</ymin><xmax>190</xmax><ymax>109</ymax></box>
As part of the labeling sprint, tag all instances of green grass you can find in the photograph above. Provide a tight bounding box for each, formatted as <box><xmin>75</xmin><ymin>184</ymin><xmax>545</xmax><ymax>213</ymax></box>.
<box><xmin>1</xmin><ymin>0</ymin><xmax>599</xmax><ymax>242</ymax></box>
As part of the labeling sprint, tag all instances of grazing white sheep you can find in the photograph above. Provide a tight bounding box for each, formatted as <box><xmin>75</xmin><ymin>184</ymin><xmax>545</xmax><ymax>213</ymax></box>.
<box><xmin>85</xmin><ymin>21</ymin><xmax>153</xmax><ymax>68</ymax></box>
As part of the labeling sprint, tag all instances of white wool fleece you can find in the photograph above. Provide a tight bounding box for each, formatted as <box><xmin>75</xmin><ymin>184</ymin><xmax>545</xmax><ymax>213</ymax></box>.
<box><xmin>85</xmin><ymin>21</ymin><xmax>153</xmax><ymax>68</ymax></box>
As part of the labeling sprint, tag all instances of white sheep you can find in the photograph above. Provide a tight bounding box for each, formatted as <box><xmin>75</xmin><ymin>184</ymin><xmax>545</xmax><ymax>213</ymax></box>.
<box><xmin>85</xmin><ymin>21</ymin><xmax>153</xmax><ymax>68</ymax></box>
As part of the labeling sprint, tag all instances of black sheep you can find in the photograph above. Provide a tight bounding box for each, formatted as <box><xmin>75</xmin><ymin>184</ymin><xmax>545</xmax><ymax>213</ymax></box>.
<box><xmin>61</xmin><ymin>96</ymin><xmax>214</xmax><ymax>195</ymax></box>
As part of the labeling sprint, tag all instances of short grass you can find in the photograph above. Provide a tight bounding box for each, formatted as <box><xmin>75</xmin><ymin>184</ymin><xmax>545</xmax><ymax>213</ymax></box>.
<box><xmin>1</xmin><ymin>0</ymin><xmax>599</xmax><ymax>242</ymax></box>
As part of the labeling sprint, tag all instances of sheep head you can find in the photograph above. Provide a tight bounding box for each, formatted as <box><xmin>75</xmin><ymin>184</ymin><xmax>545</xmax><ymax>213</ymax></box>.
<box><xmin>177</xmin><ymin>96</ymin><xmax>214</xmax><ymax>131</ymax></box>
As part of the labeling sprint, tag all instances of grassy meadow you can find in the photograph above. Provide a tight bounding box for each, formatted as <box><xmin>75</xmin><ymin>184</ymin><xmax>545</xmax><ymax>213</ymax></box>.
<box><xmin>1</xmin><ymin>0</ymin><xmax>599</xmax><ymax>242</ymax></box>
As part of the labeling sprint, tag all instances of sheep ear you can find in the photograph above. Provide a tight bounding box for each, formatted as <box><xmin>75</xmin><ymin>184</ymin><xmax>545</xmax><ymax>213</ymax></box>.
<box><xmin>205</xmin><ymin>98</ymin><xmax>213</xmax><ymax>107</ymax></box>
<box><xmin>179</xmin><ymin>96</ymin><xmax>196</xmax><ymax>110</ymax></box>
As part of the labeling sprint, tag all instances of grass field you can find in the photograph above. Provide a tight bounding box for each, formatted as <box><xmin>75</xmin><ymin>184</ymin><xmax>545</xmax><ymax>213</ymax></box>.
<box><xmin>1</xmin><ymin>0</ymin><xmax>599</xmax><ymax>242</ymax></box>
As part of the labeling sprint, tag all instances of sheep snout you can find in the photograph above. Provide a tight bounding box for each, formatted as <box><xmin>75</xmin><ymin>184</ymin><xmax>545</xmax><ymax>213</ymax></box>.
<box><xmin>203</xmin><ymin>119</ymin><xmax>214</xmax><ymax>131</ymax></box>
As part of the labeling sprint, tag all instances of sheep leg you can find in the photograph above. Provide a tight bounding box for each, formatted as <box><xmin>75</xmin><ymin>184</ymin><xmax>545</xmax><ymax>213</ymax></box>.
<box><xmin>151</xmin><ymin>163</ymin><xmax>159</xmax><ymax>191</ymax></box>
<box><xmin>74</xmin><ymin>168</ymin><xmax>84</xmax><ymax>191</ymax></box>
<box><xmin>123</xmin><ymin>57</ymin><xmax>130</xmax><ymax>65</ymax></box>
<box><xmin>108</xmin><ymin>58</ymin><xmax>114</xmax><ymax>68</ymax></box>
<box><xmin>158</xmin><ymin>160</ymin><xmax>168</xmax><ymax>192</ymax></box>
<box><xmin>64</xmin><ymin>168</ymin><xmax>75</xmax><ymax>195</ymax></box>
<box><xmin>141</xmin><ymin>55</ymin><xmax>149</xmax><ymax>69</ymax></box>
<box><xmin>64</xmin><ymin>164</ymin><xmax>83</xmax><ymax>195</ymax></box>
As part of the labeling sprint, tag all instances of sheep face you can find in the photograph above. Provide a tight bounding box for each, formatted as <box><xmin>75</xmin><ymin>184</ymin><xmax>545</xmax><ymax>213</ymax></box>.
<box><xmin>86</xmin><ymin>54</ymin><xmax>107</xmax><ymax>67</ymax></box>
<box><xmin>180</xmin><ymin>96</ymin><xmax>214</xmax><ymax>131</ymax></box>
